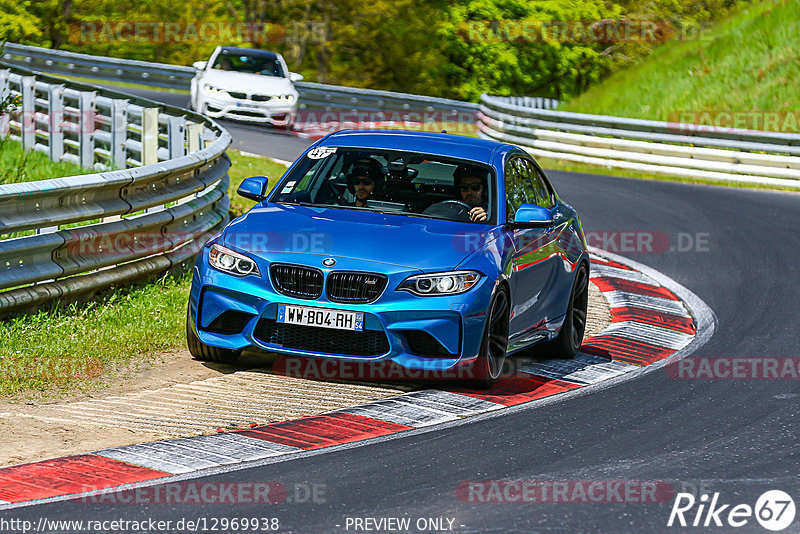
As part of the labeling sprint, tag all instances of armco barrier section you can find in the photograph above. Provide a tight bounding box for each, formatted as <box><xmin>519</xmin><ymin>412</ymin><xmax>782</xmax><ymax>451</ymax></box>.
<box><xmin>2</xmin><ymin>42</ymin><xmax>196</xmax><ymax>90</ymax></box>
<box><xmin>0</xmin><ymin>62</ymin><xmax>232</xmax><ymax>317</ymax></box>
<box><xmin>479</xmin><ymin>94</ymin><xmax>800</xmax><ymax>188</ymax></box>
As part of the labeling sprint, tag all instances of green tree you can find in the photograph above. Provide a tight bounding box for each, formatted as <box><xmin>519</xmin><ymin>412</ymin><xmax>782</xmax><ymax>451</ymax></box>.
<box><xmin>0</xmin><ymin>0</ymin><xmax>43</xmax><ymax>43</ymax></box>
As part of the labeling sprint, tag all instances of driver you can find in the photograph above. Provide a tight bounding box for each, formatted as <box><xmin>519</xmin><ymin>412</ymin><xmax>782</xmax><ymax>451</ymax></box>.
<box><xmin>345</xmin><ymin>158</ymin><xmax>384</xmax><ymax>207</ymax></box>
<box><xmin>453</xmin><ymin>165</ymin><xmax>488</xmax><ymax>222</ymax></box>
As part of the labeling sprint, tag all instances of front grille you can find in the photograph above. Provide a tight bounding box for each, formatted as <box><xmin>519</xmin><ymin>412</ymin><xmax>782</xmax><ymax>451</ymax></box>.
<box><xmin>327</xmin><ymin>272</ymin><xmax>387</xmax><ymax>303</ymax></box>
<box><xmin>253</xmin><ymin>319</ymin><xmax>389</xmax><ymax>356</ymax></box>
<box><xmin>204</xmin><ymin>310</ymin><xmax>254</xmax><ymax>335</ymax></box>
<box><xmin>229</xmin><ymin>91</ymin><xmax>247</xmax><ymax>100</ymax></box>
<box><xmin>403</xmin><ymin>331</ymin><xmax>455</xmax><ymax>358</ymax></box>
<box><xmin>231</xmin><ymin>110</ymin><xmax>267</xmax><ymax>118</ymax></box>
<box><xmin>271</xmin><ymin>264</ymin><xmax>324</xmax><ymax>299</ymax></box>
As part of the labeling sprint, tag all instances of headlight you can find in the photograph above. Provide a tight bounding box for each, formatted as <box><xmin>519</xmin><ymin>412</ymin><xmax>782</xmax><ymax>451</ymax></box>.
<box><xmin>282</xmin><ymin>94</ymin><xmax>296</xmax><ymax>103</ymax></box>
<box><xmin>208</xmin><ymin>244</ymin><xmax>260</xmax><ymax>276</ymax></box>
<box><xmin>397</xmin><ymin>271</ymin><xmax>482</xmax><ymax>296</ymax></box>
<box><xmin>203</xmin><ymin>84</ymin><xmax>230</xmax><ymax>97</ymax></box>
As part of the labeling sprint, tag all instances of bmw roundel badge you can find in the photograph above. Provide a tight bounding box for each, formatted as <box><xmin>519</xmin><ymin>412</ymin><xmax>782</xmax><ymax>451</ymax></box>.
<box><xmin>322</xmin><ymin>258</ymin><xmax>336</xmax><ymax>267</ymax></box>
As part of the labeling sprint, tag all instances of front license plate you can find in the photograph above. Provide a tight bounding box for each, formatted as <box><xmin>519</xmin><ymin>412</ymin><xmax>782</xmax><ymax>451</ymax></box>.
<box><xmin>277</xmin><ymin>304</ymin><xmax>364</xmax><ymax>332</ymax></box>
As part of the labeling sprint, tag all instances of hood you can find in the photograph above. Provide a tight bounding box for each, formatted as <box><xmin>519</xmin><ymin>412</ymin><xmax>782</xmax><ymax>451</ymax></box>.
<box><xmin>222</xmin><ymin>203</ymin><xmax>502</xmax><ymax>272</ymax></box>
<box><xmin>201</xmin><ymin>70</ymin><xmax>296</xmax><ymax>95</ymax></box>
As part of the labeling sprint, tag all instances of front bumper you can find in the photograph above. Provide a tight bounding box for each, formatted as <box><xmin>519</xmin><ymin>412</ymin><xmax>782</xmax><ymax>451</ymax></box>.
<box><xmin>188</xmin><ymin>248</ymin><xmax>495</xmax><ymax>372</ymax></box>
<box><xmin>202</xmin><ymin>94</ymin><xmax>296</xmax><ymax>124</ymax></box>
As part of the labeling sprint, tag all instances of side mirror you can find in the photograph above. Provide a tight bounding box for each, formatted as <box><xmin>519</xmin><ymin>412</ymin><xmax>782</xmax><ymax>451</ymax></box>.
<box><xmin>289</xmin><ymin>72</ymin><xmax>304</xmax><ymax>82</ymax></box>
<box><xmin>237</xmin><ymin>176</ymin><xmax>270</xmax><ymax>202</ymax></box>
<box><xmin>509</xmin><ymin>204</ymin><xmax>553</xmax><ymax>229</ymax></box>
<box><xmin>193</xmin><ymin>61</ymin><xmax>207</xmax><ymax>70</ymax></box>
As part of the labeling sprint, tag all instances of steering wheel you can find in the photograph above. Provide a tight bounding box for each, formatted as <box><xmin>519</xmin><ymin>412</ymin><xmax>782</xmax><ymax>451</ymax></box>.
<box><xmin>422</xmin><ymin>200</ymin><xmax>473</xmax><ymax>222</ymax></box>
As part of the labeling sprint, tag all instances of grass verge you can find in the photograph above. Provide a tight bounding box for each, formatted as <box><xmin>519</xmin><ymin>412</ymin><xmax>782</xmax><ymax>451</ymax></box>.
<box><xmin>0</xmin><ymin>149</ymin><xmax>287</xmax><ymax>399</ymax></box>
<box><xmin>561</xmin><ymin>0</ymin><xmax>800</xmax><ymax>124</ymax></box>
<box><xmin>0</xmin><ymin>139</ymin><xmax>90</xmax><ymax>185</ymax></box>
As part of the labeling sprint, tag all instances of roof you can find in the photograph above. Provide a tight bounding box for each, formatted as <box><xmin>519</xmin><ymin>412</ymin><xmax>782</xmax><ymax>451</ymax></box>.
<box><xmin>219</xmin><ymin>47</ymin><xmax>279</xmax><ymax>59</ymax></box>
<box><xmin>316</xmin><ymin>130</ymin><xmax>508</xmax><ymax>164</ymax></box>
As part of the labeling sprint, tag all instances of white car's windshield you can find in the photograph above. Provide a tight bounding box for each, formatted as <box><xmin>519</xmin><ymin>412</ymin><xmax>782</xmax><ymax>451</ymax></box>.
<box><xmin>211</xmin><ymin>51</ymin><xmax>285</xmax><ymax>77</ymax></box>
<box><xmin>270</xmin><ymin>147</ymin><xmax>496</xmax><ymax>224</ymax></box>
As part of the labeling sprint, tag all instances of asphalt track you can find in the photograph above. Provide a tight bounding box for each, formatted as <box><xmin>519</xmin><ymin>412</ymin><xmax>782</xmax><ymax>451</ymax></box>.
<box><xmin>5</xmin><ymin>86</ymin><xmax>799</xmax><ymax>532</ymax></box>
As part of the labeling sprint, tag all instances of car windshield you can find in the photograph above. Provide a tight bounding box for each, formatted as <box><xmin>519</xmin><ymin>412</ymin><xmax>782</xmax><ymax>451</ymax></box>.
<box><xmin>270</xmin><ymin>147</ymin><xmax>496</xmax><ymax>224</ymax></box>
<box><xmin>211</xmin><ymin>52</ymin><xmax>285</xmax><ymax>77</ymax></box>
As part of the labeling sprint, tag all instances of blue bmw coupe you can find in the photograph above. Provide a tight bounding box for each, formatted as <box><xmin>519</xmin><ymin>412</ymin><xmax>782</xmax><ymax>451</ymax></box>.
<box><xmin>187</xmin><ymin>130</ymin><xmax>589</xmax><ymax>386</ymax></box>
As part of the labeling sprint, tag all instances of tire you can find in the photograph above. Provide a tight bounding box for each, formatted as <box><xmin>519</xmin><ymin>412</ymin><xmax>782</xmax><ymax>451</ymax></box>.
<box><xmin>538</xmin><ymin>262</ymin><xmax>589</xmax><ymax>360</ymax></box>
<box><xmin>470</xmin><ymin>286</ymin><xmax>510</xmax><ymax>389</ymax></box>
<box><xmin>186</xmin><ymin>306</ymin><xmax>241</xmax><ymax>364</ymax></box>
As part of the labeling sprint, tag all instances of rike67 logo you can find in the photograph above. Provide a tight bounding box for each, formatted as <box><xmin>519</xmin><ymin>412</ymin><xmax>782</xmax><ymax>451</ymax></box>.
<box><xmin>668</xmin><ymin>490</ymin><xmax>796</xmax><ymax>531</ymax></box>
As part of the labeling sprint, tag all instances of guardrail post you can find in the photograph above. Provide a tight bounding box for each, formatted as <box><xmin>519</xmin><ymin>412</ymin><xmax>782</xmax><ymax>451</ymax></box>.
<box><xmin>186</xmin><ymin>123</ymin><xmax>203</xmax><ymax>154</ymax></box>
<box><xmin>168</xmin><ymin>116</ymin><xmax>186</xmax><ymax>159</ymax></box>
<box><xmin>141</xmin><ymin>107</ymin><xmax>159</xmax><ymax>166</ymax></box>
<box><xmin>110</xmin><ymin>99</ymin><xmax>128</xmax><ymax>169</ymax></box>
<box><xmin>78</xmin><ymin>90</ymin><xmax>96</xmax><ymax>167</ymax></box>
<box><xmin>48</xmin><ymin>84</ymin><xmax>65</xmax><ymax>162</ymax></box>
<box><xmin>0</xmin><ymin>69</ymin><xmax>9</xmax><ymax>138</ymax></box>
<box><xmin>20</xmin><ymin>76</ymin><xmax>35</xmax><ymax>150</ymax></box>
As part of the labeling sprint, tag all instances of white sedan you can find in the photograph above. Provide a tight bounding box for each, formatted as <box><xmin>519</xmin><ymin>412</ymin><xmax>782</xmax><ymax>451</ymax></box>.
<box><xmin>190</xmin><ymin>46</ymin><xmax>303</xmax><ymax>127</ymax></box>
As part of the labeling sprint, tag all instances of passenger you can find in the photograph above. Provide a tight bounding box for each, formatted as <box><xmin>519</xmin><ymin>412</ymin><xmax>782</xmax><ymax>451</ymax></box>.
<box><xmin>345</xmin><ymin>159</ymin><xmax>384</xmax><ymax>207</ymax></box>
<box><xmin>453</xmin><ymin>165</ymin><xmax>488</xmax><ymax>222</ymax></box>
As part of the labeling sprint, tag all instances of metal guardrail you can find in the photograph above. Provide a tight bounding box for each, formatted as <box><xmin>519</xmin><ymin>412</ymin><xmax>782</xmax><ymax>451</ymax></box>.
<box><xmin>2</xmin><ymin>42</ymin><xmax>196</xmax><ymax>90</ymax></box>
<box><xmin>479</xmin><ymin>94</ymin><xmax>800</xmax><ymax>188</ymax></box>
<box><xmin>0</xmin><ymin>62</ymin><xmax>231</xmax><ymax>317</ymax></box>
<box><xmin>295</xmin><ymin>81</ymin><xmax>480</xmax><ymax>115</ymax></box>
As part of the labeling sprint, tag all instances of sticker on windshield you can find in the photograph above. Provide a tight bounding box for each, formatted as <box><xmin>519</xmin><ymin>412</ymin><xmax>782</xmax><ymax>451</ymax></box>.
<box><xmin>307</xmin><ymin>147</ymin><xmax>337</xmax><ymax>159</ymax></box>
<box><xmin>281</xmin><ymin>181</ymin><xmax>296</xmax><ymax>193</ymax></box>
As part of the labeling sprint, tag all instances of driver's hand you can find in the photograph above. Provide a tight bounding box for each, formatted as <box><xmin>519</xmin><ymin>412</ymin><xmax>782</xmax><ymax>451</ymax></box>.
<box><xmin>469</xmin><ymin>207</ymin><xmax>487</xmax><ymax>222</ymax></box>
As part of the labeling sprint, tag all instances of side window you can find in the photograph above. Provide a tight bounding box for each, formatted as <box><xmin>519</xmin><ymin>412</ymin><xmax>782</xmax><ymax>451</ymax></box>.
<box><xmin>504</xmin><ymin>157</ymin><xmax>528</xmax><ymax>222</ymax></box>
<box><xmin>522</xmin><ymin>160</ymin><xmax>553</xmax><ymax>208</ymax></box>
<box><xmin>506</xmin><ymin>157</ymin><xmax>545</xmax><ymax>221</ymax></box>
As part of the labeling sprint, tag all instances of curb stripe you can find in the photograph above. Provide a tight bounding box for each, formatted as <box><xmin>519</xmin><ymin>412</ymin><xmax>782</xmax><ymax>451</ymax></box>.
<box><xmin>603</xmin><ymin>291</ymin><xmax>690</xmax><ymax>316</ymax></box>
<box><xmin>519</xmin><ymin>354</ymin><xmax>639</xmax><ymax>384</ymax></box>
<box><xmin>95</xmin><ymin>444</ymin><xmax>217</xmax><ymax>475</ymax></box>
<box><xmin>337</xmin><ymin>398</ymin><xmax>461</xmax><ymax>428</ymax></box>
<box><xmin>591</xmin><ymin>277</ymin><xmax>678</xmax><ymax>301</ymax></box>
<box><xmin>609</xmin><ymin>306</ymin><xmax>696</xmax><ymax>334</ymax></box>
<box><xmin>0</xmin><ymin>456</ymin><xmax>168</xmax><ymax>503</ymax></box>
<box><xmin>161</xmin><ymin>434</ymin><xmax>301</xmax><ymax>462</ymax></box>
<box><xmin>237</xmin><ymin>413</ymin><xmax>412</xmax><ymax>449</ymax></box>
<box><xmin>588</xmin><ymin>257</ymin><xmax>633</xmax><ymax>270</ymax></box>
<box><xmin>600</xmin><ymin>322</ymin><xmax>694</xmax><ymax>351</ymax></box>
<box><xmin>388</xmin><ymin>390</ymin><xmax>504</xmax><ymax>415</ymax></box>
<box><xmin>456</xmin><ymin>376</ymin><xmax>582</xmax><ymax>406</ymax></box>
<box><xmin>590</xmin><ymin>264</ymin><xmax>654</xmax><ymax>284</ymax></box>
<box><xmin>580</xmin><ymin>336</ymin><xmax>677</xmax><ymax>366</ymax></box>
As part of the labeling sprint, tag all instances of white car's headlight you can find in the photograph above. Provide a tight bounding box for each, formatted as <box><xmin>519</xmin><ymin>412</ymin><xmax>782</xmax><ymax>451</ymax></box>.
<box><xmin>203</xmin><ymin>84</ymin><xmax>230</xmax><ymax>97</ymax></box>
<box><xmin>282</xmin><ymin>94</ymin><xmax>296</xmax><ymax>104</ymax></box>
<box><xmin>209</xmin><ymin>244</ymin><xmax>260</xmax><ymax>276</ymax></box>
<box><xmin>397</xmin><ymin>271</ymin><xmax>482</xmax><ymax>296</ymax></box>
